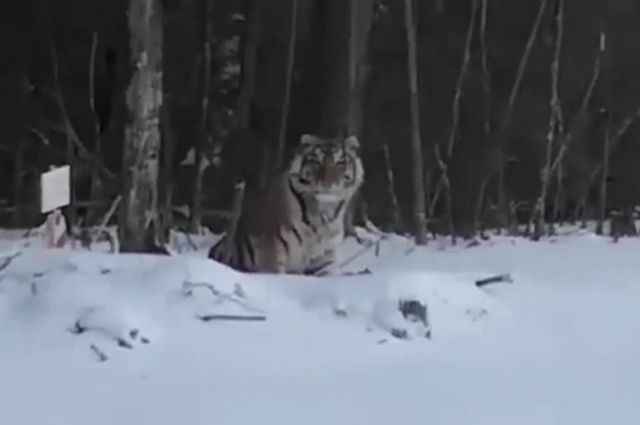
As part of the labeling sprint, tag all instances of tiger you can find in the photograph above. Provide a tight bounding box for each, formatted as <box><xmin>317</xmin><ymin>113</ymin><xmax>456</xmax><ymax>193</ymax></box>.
<box><xmin>208</xmin><ymin>133</ymin><xmax>364</xmax><ymax>275</ymax></box>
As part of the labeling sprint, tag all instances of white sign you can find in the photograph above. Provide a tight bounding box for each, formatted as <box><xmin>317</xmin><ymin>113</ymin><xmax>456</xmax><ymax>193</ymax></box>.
<box><xmin>40</xmin><ymin>165</ymin><xmax>71</xmax><ymax>213</ymax></box>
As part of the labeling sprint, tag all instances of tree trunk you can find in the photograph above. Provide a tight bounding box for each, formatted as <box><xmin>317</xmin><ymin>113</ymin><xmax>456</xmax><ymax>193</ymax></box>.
<box><xmin>65</xmin><ymin>133</ymin><xmax>77</xmax><ymax>230</ymax></box>
<box><xmin>474</xmin><ymin>0</ymin><xmax>490</xmax><ymax>237</ymax></box>
<box><xmin>440</xmin><ymin>0</ymin><xmax>478</xmax><ymax>245</ymax></box>
<box><xmin>119</xmin><ymin>0</ymin><xmax>163</xmax><ymax>253</ymax></box>
<box><xmin>158</xmin><ymin>98</ymin><xmax>175</xmax><ymax>243</ymax></box>
<box><xmin>12</xmin><ymin>142</ymin><xmax>24</xmax><ymax>228</ymax></box>
<box><xmin>596</xmin><ymin>123</ymin><xmax>611</xmax><ymax>236</ymax></box>
<box><xmin>532</xmin><ymin>0</ymin><xmax>563</xmax><ymax>241</ymax></box>
<box><xmin>274</xmin><ymin>0</ymin><xmax>298</xmax><ymax>173</ymax></box>
<box><xmin>236</xmin><ymin>0</ymin><xmax>261</xmax><ymax>130</ymax></box>
<box><xmin>494</xmin><ymin>0</ymin><xmax>548</xmax><ymax>233</ymax></box>
<box><xmin>347</xmin><ymin>0</ymin><xmax>373</xmax><ymax>137</ymax></box>
<box><xmin>382</xmin><ymin>143</ymin><xmax>401</xmax><ymax>231</ymax></box>
<box><xmin>344</xmin><ymin>0</ymin><xmax>374</xmax><ymax>235</ymax></box>
<box><xmin>313</xmin><ymin>0</ymin><xmax>373</xmax><ymax>136</ymax></box>
<box><xmin>404</xmin><ymin>0</ymin><xmax>427</xmax><ymax>245</ymax></box>
<box><xmin>306</xmin><ymin>0</ymin><xmax>372</xmax><ymax>235</ymax></box>
<box><xmin>189</xmin><ymin>0</ymin><xmax>214</xmax><ymax>234</ymax></box>
<box><xmin>89</xmin><ymin>32</ymin><xmax>104</xmax><ymax>226</ymax></box>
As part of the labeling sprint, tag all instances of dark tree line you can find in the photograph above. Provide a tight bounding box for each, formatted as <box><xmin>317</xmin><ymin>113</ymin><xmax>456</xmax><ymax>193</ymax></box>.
<box><xmin>1</xmin><ymin>0</ymin><xmax>640</xmax><ymax>251</ymax></box>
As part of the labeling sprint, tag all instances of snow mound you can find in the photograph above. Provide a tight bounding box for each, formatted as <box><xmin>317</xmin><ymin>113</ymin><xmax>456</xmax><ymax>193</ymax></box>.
<box><xmin>0</xmin><ymin>246</ymin><xmax>504</xmax><ymax>361</ymax></box>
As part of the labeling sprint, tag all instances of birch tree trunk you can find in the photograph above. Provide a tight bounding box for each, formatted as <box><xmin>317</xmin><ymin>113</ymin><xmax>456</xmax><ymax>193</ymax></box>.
<box><xmin>119</xmin><ymin>0</ymin><xmax>163</xmax><ymax>253</ymax></box>
<box><xmin>404</xmin><ymin>0</ymin><xmax>427</xmax><ymax>245</ymax></box>
<box><xmin>532</xmin><ymin>0</ymin><xmax>563</xmax><ymax>241</ymax></box>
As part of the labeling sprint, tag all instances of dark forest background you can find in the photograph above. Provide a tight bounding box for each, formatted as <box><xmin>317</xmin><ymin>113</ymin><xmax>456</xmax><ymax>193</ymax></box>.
<box><xmin>1</xmin><ymin>0</ymin><xmax>640</xmax><ymax>250</ymax></box>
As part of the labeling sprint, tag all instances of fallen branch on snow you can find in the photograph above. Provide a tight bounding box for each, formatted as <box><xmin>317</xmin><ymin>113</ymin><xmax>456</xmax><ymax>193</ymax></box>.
<box><xmin>475</xmin><ymin>273</ymin><xmax>513</xmax><ymax>288</ymax></box>
<box><xmin>183</xmin><ymin>281</ymin><xmax>266</xmax><ymax>316</ymax></box>
<box><xmin>197</xmin><ymin>314</ymin><xmax>267</xmax><ymax>322</ymax></box>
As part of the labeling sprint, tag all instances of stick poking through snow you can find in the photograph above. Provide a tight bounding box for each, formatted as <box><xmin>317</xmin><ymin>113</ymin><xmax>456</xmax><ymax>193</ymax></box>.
<box><xmin>0</xmin><ymin>251</ymin><xmax>22</xmax><ymax>275</ymax></box>
<box><xmin>89</xmin><ymin>344</ymin><xmax>109</xmax><ymax>362</ymax></box>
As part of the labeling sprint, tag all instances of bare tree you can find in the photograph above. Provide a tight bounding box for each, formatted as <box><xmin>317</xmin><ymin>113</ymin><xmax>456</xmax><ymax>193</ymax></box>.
<box><xmin>404</xmin><ymin>0</ymin><xmax>427</xmax><ymax>245</ymax></box>
<box><xmin>472</xmin><ymin>0</ymin><xmax>491</xmax><ymax>237</ymax></box>
<box><xmin>119</xmin><ymin>0</ymin><xmax>164</xmax><ymax>252</ymax></box>
<box><xmin>494</xmin><ymin>0</ymin><xmax>548</xmax><ymax>233</ymax></box>
<box><xmin>532</xmin><ymin>0</ymin><xmax>564</xmax><ymax>241</ymax></box>
<box><xmin>596</xmin><ymin>107</ymin><xmax>640</xmax><ymax>235</ymax></box>
<box><xmin>430</xmin><ymin>0</ymin><xmax>479</xmax><ymax>244</ymax></box>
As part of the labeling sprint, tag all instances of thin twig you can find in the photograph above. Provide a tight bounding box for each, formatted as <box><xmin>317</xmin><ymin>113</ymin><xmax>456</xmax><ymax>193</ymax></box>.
<box><xmin>580</xmin><ymin>32</ymin><xmax>605</xmax><ymax>113</ymax></box>
<box><xmin>48</xmin><ymin>40</ymin><xmax>115</xmax><ymax>180</ymax></box>
<box><xmin>497</xmin><ymin>0</ymin><xmax>549</xmax><ymax>139</ymax></box>
<box><xmin>446</xmin><ymin>0</ymin><xmax>478</xmax><ymax>159</ymax></box>
<box><xmin>558</xmin><ymin>31</ymin><xmax>605</xmax><ymax>159</ymax></box>
<box><xmin>99</xmin><ymin>195</ymin><xmax>122</xmax><ymax>229</ymax></box>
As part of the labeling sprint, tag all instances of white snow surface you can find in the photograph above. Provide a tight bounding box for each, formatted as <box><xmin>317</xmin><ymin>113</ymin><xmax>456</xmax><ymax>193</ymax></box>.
<box><xmin>1</xmin><ymin>228</ymin><xmax>639</xmax><ymax>425</ymax></box>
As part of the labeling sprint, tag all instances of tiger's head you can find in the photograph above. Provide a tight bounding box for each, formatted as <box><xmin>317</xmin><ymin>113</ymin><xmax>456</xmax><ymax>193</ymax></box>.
<box><xmin>288</xmin><ymin>134</ymin><xmax>364</xmax><ymax>202</ymax></box>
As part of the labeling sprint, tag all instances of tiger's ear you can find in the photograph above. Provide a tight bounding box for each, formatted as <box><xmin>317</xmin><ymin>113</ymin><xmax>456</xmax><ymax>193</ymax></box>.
<box><xmin>343</xmin><ymin>135</ymin><xmax>360</xmax><ymax>151</ymax></box>
<box><xmin>300</xmin><ymin>134</ymin><xmax>320</xmax><ymax>146</ymax></box>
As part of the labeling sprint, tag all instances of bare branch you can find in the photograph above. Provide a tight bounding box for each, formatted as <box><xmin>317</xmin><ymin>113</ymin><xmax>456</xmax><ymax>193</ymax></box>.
<box><xmin>497</xmin><ymin>0</ymin><xmax>549</xmax><ymax>139</ymax></box>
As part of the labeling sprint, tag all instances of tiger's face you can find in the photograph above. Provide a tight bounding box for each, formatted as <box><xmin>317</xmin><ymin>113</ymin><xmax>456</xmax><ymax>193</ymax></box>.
<box><xmin>288</xmin><ymin>134</ymin><xmax>364</xmax><ymax>202</ymax></box>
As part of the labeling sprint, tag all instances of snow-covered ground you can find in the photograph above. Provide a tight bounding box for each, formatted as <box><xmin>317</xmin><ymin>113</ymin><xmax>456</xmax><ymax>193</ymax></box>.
<box><xmin>1</xmin><ymin>227</ymin><xmax>639</xmax><ymax>425</ymax></box>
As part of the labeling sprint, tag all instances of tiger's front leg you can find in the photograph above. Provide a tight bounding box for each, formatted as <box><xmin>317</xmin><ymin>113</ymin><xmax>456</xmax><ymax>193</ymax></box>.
<box><xmin>305</xmin><ymin>248</ymin><xmax>338</xmax><ymax>276</ymax></box>
<box><xmin>255</xmin><ymin>235</ymin><xmax>290</xmax><ymax>274</ymax></box>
